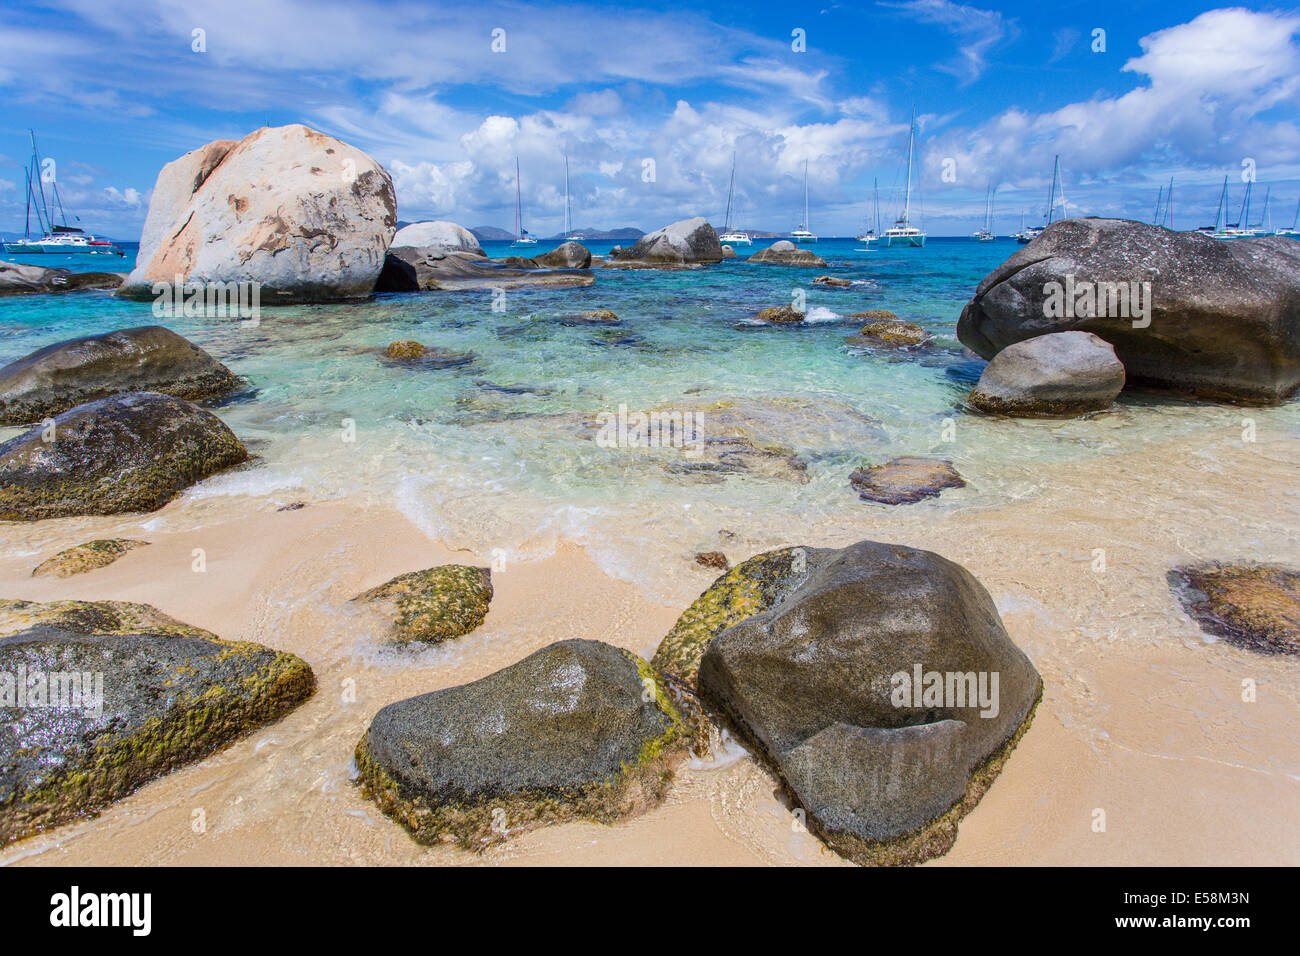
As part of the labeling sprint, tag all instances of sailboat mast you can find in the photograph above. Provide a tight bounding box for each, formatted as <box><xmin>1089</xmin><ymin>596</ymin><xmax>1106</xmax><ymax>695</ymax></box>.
<box><xmin>903</xmin><ymin>109</ymin><xmax>915</xmax><ymax>226</ymax></box>
<box><xmin>803</xmin><ymin>159</ymin><xmax>809</xmax><ymax>231</ymax></box>
<box><xmin>514</xmin><ymin>156</ymin><xmax>522</xmax><ymax>239</ymax></box>
<box><xmin>1047</xmin><ymin>155</ymin><xmax>1059</xmax><ymax>226</ymax></box>
<box><xmin>1167</xmin><ymin>176</ymin><xmax>1174</xmax><ymax>229</ymax></box>
<box><xmin>1153</xmin><ymin>186</ymin><xmax>1163</xmax><ymax>225</ymax></box>
<box><xmin>1215</xmin><ymin>176</ymin><xmax>1227</xmax><ymax>232</ymax></box>
<box><xmin>874</xmin><ymin>178</ymin><xmax>881</xmax><ymax>233</ymax></box>
<box><xmin>724</xmin><ymin>152</ymin><xmax>736</xmax><ymax>232</ymax></box>
<box><xmin>29</xmin><ymin>131</ymin><xmax>54</xmax><ymax>229</ymax></box>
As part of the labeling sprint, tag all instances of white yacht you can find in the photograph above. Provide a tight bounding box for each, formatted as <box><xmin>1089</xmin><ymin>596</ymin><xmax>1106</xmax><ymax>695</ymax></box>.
<box><xmin>1015</xmin><ymin>155</ymin><xmax>1061</xmax><ymax>244</ymax></box>
<box><xmin>856</xmin><ymin>179</ymin><xmax>881</xmax><ymax>245</ymax></box>
<box><xmin>790</xmin><ymin>159</ymin><xmax>817</xmax><ymax>243</ymax></box>
<box><xmin>718</xmin><ymin>151</ymin><xmax>751</xmax><ymax>245</ymax></box>
<box><xmin>974</xmin><ymin>184</ymin><xmax>995</xmax><ymax>240</ymax></box>
<box><xmin>561</xmin><ymin>155</ymin><xmax>585</xmax><ymax>242</ymax></box>
<box><xmin>3</xmin><ymin>131</ymin><xmax>124</xmax><ymax>256</ymax></box>
<box><xmin>509</xmin><ymin>156</ymin><xmax>538</xmax><ymax>247</ymax></box>
<box><xmin>883</xmin><ymin>109</ymin><xmax>925</xmax><ymax>247</ymax></box>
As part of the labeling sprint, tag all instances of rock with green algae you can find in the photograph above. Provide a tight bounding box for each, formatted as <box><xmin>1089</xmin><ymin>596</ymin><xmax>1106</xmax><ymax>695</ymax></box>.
<box><xmin>355</xmin><ymin>639</ymin><xmax>686</xmax><ymax>848</ymax></box>
<box><xmin>32</xmin><ymin>539</ymin><xmax>150</xmax><ymax>578</ymax></box>
<box><xmin>352</xmin><ymin>564</ymin><xmax>493</xmax><ymax>644</ymax></box>
<box><xmin>652</xmin><ymin>545</ymin><xmax>834</xmax><ymax>691</ymax></box>
<box><xmin>697</xmin><ymin>540</ymin><xmax>1042</xmax><ymax>866</ymax></box>
<box><xmin>1169</xmin><ymin>563</ymin><xmax>1299</xmax><ymax>656</ymax></box>
<box><xmin>0</xmin><ymin>392</ymin><xmax>249</xmax><ymax>521</ymax></box>
<box><xmin>0</xmin><ymin>599</ymin><xmax>315</xmax><ymax>845</ymax></box>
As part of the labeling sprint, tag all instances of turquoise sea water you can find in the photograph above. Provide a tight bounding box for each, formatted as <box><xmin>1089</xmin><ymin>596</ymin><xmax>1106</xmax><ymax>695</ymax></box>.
<box><xmin>3</xmin><ymin>238</ymin><xmax>1298</xmax><ymax>601</ymax></box>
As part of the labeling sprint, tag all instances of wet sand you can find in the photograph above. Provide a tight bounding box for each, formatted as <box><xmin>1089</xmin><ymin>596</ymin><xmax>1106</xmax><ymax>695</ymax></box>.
<box><xmin>1</xmin><ymin>427</ymin><xmax>1296</xmax><ymax>867</ymax></box>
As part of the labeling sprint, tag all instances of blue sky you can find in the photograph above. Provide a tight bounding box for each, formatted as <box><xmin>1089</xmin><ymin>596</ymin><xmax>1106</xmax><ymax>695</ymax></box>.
<box><xmin>2</xmin><ymin>0</ymin><xmax>1298</xmax><ymax>238</ymax></box>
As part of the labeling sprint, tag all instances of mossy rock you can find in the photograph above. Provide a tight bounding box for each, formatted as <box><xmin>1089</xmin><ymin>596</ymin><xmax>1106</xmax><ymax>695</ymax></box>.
<box><xmin>756</xmin><ymin>305</ymin><xmax>804</xmax><ymax>324</ymax></box>
<box><xmin>652</xmin><ymin>546</ymin><xmax>830</xmax><ymax>690</ymax></box>
<box><xmin>851</xmin><ymin>317</ymin><xmax>928</xmax><ymax>346</ymax></box>
<box><xmin>0</xmin><ymin>325</ymin><xmax>240</xmax><ymax>425</ymax></box>
<box><xmin>32</xmin><ymin>539</ymin><xmax>150</xmax><ymax>578</ymax></box>
<box><xmin>1169</xmin><ymin>563</ymin><xmax>1299</xmax><ymax>656</ymax></box>
<box><xmin>384</xmin><ymin>340</ymin><xmax>426</xmax><ymax>359</ymax></box>
<box><xmin>355</xmin><ymin>639</ymin><xmax>686</xmax><ymax>848</ymax></box>
<box><xmin>0</xmin><ymin>392</ymin><xmax>249</xmax><ymax>521</ymax></box>
<box><xmin>353</xmin><ymin>565</ymin><xmax>493</xmax><ymax>644</ymax></box>
<box><xmin>0</xmin><ymin>599</ymin><xmax>315</xmax><ymax>845</ymax></box>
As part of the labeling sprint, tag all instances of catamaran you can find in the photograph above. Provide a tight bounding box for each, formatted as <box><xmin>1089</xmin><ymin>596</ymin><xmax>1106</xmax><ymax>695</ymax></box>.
<box><xmin>561</xmin><ymin>155</ymin><xmax>585</xmax><ymax>242</ymax></box>
<box><xmin>1015</xmin><ymin>155</ymin><xmax>1062</xmax><ymax>244</ymax></box>
<box><xmin>4</xmin><ymin>131</ymin><xmax>124</xmax><ymax>256</ymax></box>
<box><xmin>883</xmin><ymin>109</ymin><xmax>925</xmax><ymax>247</ymax></box>
<box><xmin>509</xmin><ymin>156</ymin><xmax>537</xmax><ymax>247</ymax></box>
<box><xmin>1278</xmin><ymin>197</ymin><xmax>1300</xmax><ymax>238</ymax></box>
<box><xmin>856</xmin><ymin>179</ymin><xmax>881</xmax><ymax>245</ymax></box>
<box><xmin>973</xmin><ymin>184</ymin><xmax>995</xmax><ymax>240</ymax></box>
<box><xmin>718</xmin><ymin>151</ymin><xmax>751</xmax><ymax>245</ymax></box>
<box><xmin>790</xmin><ymin>159</ymin><xmax>817</xmax><ymax>243</ymax></box>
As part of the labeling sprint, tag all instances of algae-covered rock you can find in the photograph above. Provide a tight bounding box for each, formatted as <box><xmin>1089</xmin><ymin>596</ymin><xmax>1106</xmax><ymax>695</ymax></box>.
<box><xmin>848</xmin><ymin>318</ymin><xmax>929</xmax><ymax>347</ymax></box>
<box><xmin>0</xmin><ymin>599</ymin><xmax>315</xmax><ymax>845</ymax></box>
<box><xmin>652</xmin><ymin>546</ymin><xmax>832</xmax><ymax>689</ymax></box>
<box><xmin>755</xmin><ymin>305</ymin><xmax>805</xmax><ymax>324</ymax></box>
<box><xmin>353</xmin><ymin>565</ymin><xmax>493</xmax><ymax>644</ymax></box>
<box><xmin>0</xmin><ymin>325</ymin><xmax>240</xmax><ymax>425</ymax></box>
<box><xmin>1169</xmin><ymin>563</ymin><xmax>1300</xmax><ymax>657</ymax></box>
<box><xmin>0</xmin><ymin>392</ymin><xmax>249</xmax><ymax>521</ymax></box>
<box><xmin>31</xmin><ymin>539</ymin><xmax>150</xmax><ymax>578</ymax></box>
<box><xmin>355</xmin><ymin>639</ymin><xmax>686</xmax><ymax>847</ymax></box>
<box><xmin>384</xmin><ymin>340</ymin><xmax>426</xmax><ymax>360</ymax></box>
<box><xmin>697</xmin><ymin>539</ymin><xmax>1042</xmax><ymax>866</ymax></box>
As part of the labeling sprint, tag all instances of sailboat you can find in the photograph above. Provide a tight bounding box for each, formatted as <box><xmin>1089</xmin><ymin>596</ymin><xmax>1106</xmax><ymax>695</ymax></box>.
<box><xmin>855</xmin><ymin>179</ymin><xmax>881</xmax><ymax>245</ymax></box>
<box><xmin>790</xmin><ymin>160</ymin><xmax>817</xmax><ymax>243</ymax></box>
<box><xmin>1249</xmin><ymin>186</ymin><xmax>1271</xmax><ymax>236</ymax></box>
<box><xmin>718</xmin><ymin>152</ymin><xmax>751</xmax><ymax>245</ymax></box>
<box><xmin>1278</xmin><ymin>197</ymin><xmax>1300</xmax><ymax>238</ymax></box>
<box><xmin>509</xmin><ymin>157</ymin><xmax>537</xmax><ymax>247</ymax></box>
<box><xmin>883</xmin><ymin>109</ymin><xmax>925</xmax><ymax>247</ymax></box>
<box><xmin>562</xmin><ymin>155</ymin><xmax>585</xmax><ymax>242</ymax></box>
<box><xmin>3</xmin><ymin>131</ymin><xmax>123</xmax><ymax>255</ymax></box>
<box><xmin>1015</xmin><ymin>155</ymin><xmax>1061</xmax><ymax>244</ymax></box>
<box><xmin>973</xmin><ymin>185</ymin><xmax>995</xmax><ymax>240</ymax></box>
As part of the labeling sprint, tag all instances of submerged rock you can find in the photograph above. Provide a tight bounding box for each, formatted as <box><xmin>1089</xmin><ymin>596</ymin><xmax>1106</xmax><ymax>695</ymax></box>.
<box><xmin>0</xmin><ymin>262</ymin><xmax>123</xmax><ymax>297</ymax></box>
<box><xmin>969</xmin><ymin>330</ymin><xmax>1125</xmax><ymax>416</ymax></box>
<box><xmin>0</xmin><ymin>392</ymin><xmax>249</xmax><ymax>520</ymax></box>
<box><xmin>748</xmin><ymin>241</ymin><xmax>827</xmax><ymax>267</ymax></box>
<box><xmin>0</xmin><ymin>599</ymin><xmax>315</xmax><ymax>845</ymax></box>
<box><xmin>956</xmin><ymin>218</ymin><xmax>1300</xmax><ymax>404</ymax></box>
<box><xmin>355</xmin><ymin>639</ymin><xmax>686</xmax><ymax>847</ymax></box>
<box><xmin>352</xmin><ymin>565</ymin><xmax>493</xmax><ymax>644</ymax></box>
<box><xmin>849</xmin><ymin>456</ymin><xmax>965</xmax><ymax>505</ymax></box>
<box><xmin>814</xmin><ymin>275</ymin><xmax>853</xmax><ymax>287</ymax></box>
<box><xmin>31</xmin><ymin>539</ymin><xmax>150</xmax><ymax>578</ymax></box>
<box><xmin>847</xmin><ymin>318</ymin><xmax>929</xmax><ymax>348</ymax></box>
<box><xmin>0</xmin><ymin>325</ymin><xmax>240</xmax><ymax>425</ymax></box>
<box><xmin>694</xmin><ymin>551</ymin><xmax>730</xmax><ymax>571</ymax></box>
<box><xmin>605</xmin><ymin>218</ymin><xmax>724</xmax><ymax>268</ymax></box>
<box><xmin>851</xmin><ymin>310</ymin><xmax>899</xmax><ymax>321</ymax></box>
<box><xmin>1169</xmin><ymin>563</ymin><xmax>1299</xmax><ymax>657</ymax></box>
<box><xmin>697</xmin><ymin>539</ymin><xmax>1042</xmax><ymax>865</ymax></box>
<box><xmin>756</xmin><ymin>305</ymin><xmax>805</xmax><ymax>324</ymax></box>
<box><xmin>119</xmin><ymin>125</ymin><xmax>396</xmax><ymax>304</ymax></box>
<box><xmin>384</xmin><ymin>340</ymin><xmax>426</xmax><ymax>360</ymax></box>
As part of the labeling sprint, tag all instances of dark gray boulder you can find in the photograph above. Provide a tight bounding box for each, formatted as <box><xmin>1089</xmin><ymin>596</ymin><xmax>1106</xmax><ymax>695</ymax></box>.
<box><xmin>956</xmin><ymin>218</ymin><xmax>1300</xmax><ymax>404</ymax></box>
<box><xmin>375</xmin><ymin>246</ymin><xmax>594</xmax><ymax>291</ymax></box>
<box><xmin>0</xmin><ymin>391</ymin><xmax>248</xmax><ymax>520</ymax></box>
<box><xmin>355</xmin><ymin>639</ymin><xmax>686</xmax><ymax>847</ymax></box>
<box><xmin>0</xmin><ymin>599</ymin><xmax>314</xmax><ymax>845</ymax></box>
<box><xmin>534</xmin><ymin>241</ymin><xmax>592</xmax><ymax>269</ymax></box>
<box><xmin>0</xmin><ymin>262</ymin><xmax>123</xmax><ymax>296</ymax></box>
<box><xmin>606</xmin><ymin>217</ymin><xmax>724</xmax><ymax>268</ymax></box>
<box><xmin>748</xmin><ymin>240</ymin><xmax>827</xmax><ymax>267</ymax></box>
<box><xmin>698</xmin><ymin>539</ymin><xmax>1042</xmax><ymax>865</ymax></box>
<box><xmin>0</xmin><ymin>325</ymin><xmax>240</xmax><ymax>425</ymax></box>
<box><xmin>968</xmin><ymin>330</ymin><xmax>1125</xmax><ymax>416</ymax></box>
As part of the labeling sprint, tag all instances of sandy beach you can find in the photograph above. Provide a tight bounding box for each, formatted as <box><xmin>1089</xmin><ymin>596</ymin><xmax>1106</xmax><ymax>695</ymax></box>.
<box><xmin>2</xmin><ymin>420</ymin><xmax>1294</xmax><ymax>867</ymax></box>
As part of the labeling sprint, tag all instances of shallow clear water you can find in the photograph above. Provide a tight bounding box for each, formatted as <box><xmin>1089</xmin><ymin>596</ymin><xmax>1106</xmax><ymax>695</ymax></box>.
<box><xmin>3</xmin><ymin>238</ymin><xmax>1298</xmax><ymax>601</ymax></box>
